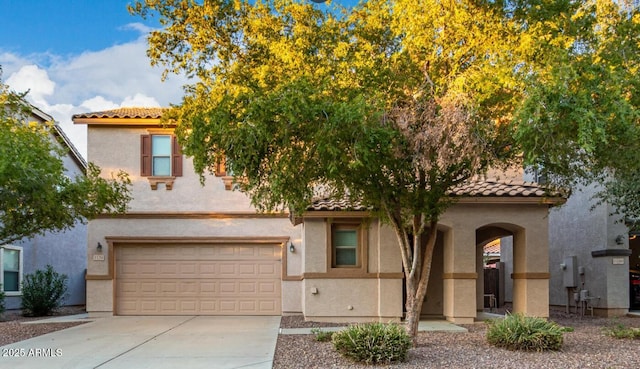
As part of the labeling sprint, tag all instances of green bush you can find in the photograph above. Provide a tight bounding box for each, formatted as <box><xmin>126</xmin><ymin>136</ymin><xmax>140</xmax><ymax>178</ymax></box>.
<box><xmin>331</xmin><ymin>322</ymin><xmax>411</xmax><ymax>364</ymax></box>
<box><xmin>21</xmin><ymin>265</ymin><xmax>68</xmax><ymax>317</ymax></box>
<box><xmin>604</xmin><ymin>323</ymin><xmax>640</xmax><ymax>339</ymax></box>
<box><xmin>310</xmin><ymin>328</ymin><xmax>335</xmax><ymax>342</ymax></box>
<box><xmin>486</xmin><ymin>313</ymin><xmax>567</xmax><ymax>351</ymax></box>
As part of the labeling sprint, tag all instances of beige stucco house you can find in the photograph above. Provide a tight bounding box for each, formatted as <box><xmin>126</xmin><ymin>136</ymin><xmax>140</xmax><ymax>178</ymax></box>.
<box><xmin>74</xmin><ymin>107</ymin><xmax>564</xmax><ymax>324</ymax></box>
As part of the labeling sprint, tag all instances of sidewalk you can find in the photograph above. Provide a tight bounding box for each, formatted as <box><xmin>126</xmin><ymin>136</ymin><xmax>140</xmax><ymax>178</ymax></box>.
<box><xmin>280</xmin><ymin>320</ymin><xmax>467</xmax><ymax>335</ymax></box>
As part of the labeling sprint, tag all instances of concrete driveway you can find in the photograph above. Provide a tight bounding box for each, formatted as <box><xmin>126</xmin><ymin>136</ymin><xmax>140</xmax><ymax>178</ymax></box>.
<box><xmin>1</xmin><ymin>315</ymin><xmax>281</xmax><ymax>369</ymax></box>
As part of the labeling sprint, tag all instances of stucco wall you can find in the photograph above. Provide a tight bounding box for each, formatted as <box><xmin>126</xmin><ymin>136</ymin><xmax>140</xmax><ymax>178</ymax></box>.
<box><xmin>301</xmin><ymin>218</ymin><xmax>403</xmax><ymax>322</ymax></box>
<box><xmin>85</xmin><ymin>125</ymin><xmax>301</xmax><ymax>315</ymax></box>
<box><xmin>546</xmin><ymin>183</ymin><xmax>630</xmax><ymax>314</ymax></box>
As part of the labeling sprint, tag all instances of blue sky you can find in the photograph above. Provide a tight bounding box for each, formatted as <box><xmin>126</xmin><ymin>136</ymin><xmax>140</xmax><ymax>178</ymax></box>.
<box><xmin>0</xmin><ymin>0</ymin><xmax>359</xmax><ymax>158</ymax></box>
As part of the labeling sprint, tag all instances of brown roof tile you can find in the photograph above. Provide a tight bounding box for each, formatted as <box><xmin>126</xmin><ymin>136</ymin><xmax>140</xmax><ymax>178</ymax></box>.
<box><xmin>308</xmin><ymin>180</ymin><xmax>565</xmax><ymax>211</ymax></box>
<box><xmin>72</xmin><ymin>107</ymin><xmax>167</xmax><ymax>120</ymax></box>
<box><xmin>308</xmin><ymin>197</ymin><xmax>369</xmax><ymax>211</ymax></box>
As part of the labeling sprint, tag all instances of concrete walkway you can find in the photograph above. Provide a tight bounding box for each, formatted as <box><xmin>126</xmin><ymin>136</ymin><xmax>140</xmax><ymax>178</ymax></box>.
<box><xmin>1</xmin><ymin>315</ymin><xmax>280</xmax><ymax>369</ymax></box>
<box><xmin>280</xmin><ymin>319</ymin><xmax>468</xmax><ymax>334</ymax></box>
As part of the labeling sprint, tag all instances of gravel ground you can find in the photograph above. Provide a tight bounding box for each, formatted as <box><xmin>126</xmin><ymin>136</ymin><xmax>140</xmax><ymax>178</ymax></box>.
<box><xmin>274</xmin><ymin>308</ymin><xmax>640</xmax><ymax>369</ymax></box>
<box><xmin>0</xmin><ymin>306</ymin><xmax>88</xmax><ymax>346</ymax></box>
<box><xmin>2</xmin><ymin>305</ymin><xmax>639</xmax><ymax>368</ymax></box>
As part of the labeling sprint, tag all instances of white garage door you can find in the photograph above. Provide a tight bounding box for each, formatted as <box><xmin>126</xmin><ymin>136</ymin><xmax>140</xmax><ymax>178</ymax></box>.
<box><xmin>115</xmin><ymin>243</ymin><xmax>282</xmax><ymax>315</ymax></box>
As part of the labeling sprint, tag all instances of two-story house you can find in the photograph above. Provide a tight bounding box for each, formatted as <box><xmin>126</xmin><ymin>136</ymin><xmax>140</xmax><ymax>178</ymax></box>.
<box><xmin>74</xmin><ymin>107</ymin><xmax>564</xmax><ymax>324</ymax></box>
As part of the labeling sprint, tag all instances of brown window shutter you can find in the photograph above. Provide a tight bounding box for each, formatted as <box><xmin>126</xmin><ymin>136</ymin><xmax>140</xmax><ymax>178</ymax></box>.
<box><xmin>171</xmin><ymin>135</ymin><xmax>183</xmax><ymax>177</ymax></box>
<box><xmin>214</xmin><ymin>158</ymin><xmax>226</xmax><ymax>177</ymax></box>
<box><xmin>140</xmin><ymin>134</ymin><xmax>151</xmax><ymax>176</ymax></box>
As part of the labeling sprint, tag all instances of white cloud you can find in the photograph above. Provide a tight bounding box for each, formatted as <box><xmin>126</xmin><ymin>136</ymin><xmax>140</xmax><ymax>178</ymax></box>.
<box><xmin>121</xmin><ymin>93</ymin><xmax>161</xmax><ymax>107</ymax></box>
<box><xmin>120</xmin><ymin>22</ymin><xmax>155</xmax><ymax>34</ymax></box>
<box><xmin>0</xmin><ymin>34</ymin><xmax>189</xmax><ymax>161</ymax></box>
<box><xmin>5</xmin><ymin>65</ymin><xmax>55</xmax><ymax>106</ymax></box>
<box><xmin>80</xmin><ymin>96</ymin><xmax>119</xmax><ymax>112</ymax></box>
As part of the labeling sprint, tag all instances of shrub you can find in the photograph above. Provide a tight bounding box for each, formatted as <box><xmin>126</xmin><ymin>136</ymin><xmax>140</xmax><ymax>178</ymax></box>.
<box><xmin>331</xmin><ymin>322</ymin><xmax>411</xmax><ymax>364</ymax></box>
<box><xmin>21</xmin><ymin>265</ymin><xmax>68</xmax><ymax>317</ymax></box>
<box><xmin>604</xmin><ymin>323</ymin><xmax>640</xmax><ymax>339</ymax></box>
<box><xmin>486</xmin><ymin>313</ymin><xmax>567</xmax><ymax>351</ymax></box>
<box><xmin>310</xmin><ymin>328</ymin><xmax>335</xmax><ymax>342</ymax></box>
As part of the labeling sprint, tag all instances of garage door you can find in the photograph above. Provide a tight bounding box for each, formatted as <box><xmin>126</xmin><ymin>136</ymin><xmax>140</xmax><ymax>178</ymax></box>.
<box><xmin>115</xmin><ymin>243</ymin><xmax>281</xmax><ymax>315</ymax></box>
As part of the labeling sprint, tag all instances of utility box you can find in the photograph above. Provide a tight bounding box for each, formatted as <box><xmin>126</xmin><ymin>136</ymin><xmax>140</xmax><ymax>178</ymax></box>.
<box><xmin>562</xmin><ymin>256</ymin><xmax>578</xmax><ymax>288</ymax></box>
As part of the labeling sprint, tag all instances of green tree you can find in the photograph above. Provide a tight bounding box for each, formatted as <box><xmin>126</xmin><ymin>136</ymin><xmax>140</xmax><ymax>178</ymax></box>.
<box><xmin>512</xmin><ymin>0</ymin><xmax>640</xmax><ymax>209</ymax></box>
<box><xmin>130</xmin><ymin>0</ymin><xmax>638</xmax><ymax>338</ymax></box>
<box><xmin>0</xmin><ymin>76</ymin><xmax>132</xmax><ymax>245</ymax></box>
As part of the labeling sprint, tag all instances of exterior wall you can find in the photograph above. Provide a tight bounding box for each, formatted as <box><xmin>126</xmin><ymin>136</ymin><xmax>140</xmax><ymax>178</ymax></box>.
<box><xmin>301</xmin><ymin>218</ymin><xmax>403</xmax><ymax>322</ymax></box>
<box><xmin>546</xmin><ymin>183</ymin><xmax>630</xmax><ymax>316</ymax></box>
<box><xmin>5</xmin><ymin>125</ymin><xmax>87</xmax><ymax>310</ymax></box>
<box><xmin>85</xmin><ymin>125</ymin><xmax>300</xmax><ymax>315</ymax></box>
<box><xmin>440</xmin><ymin>203</ymin><xmax>551</xmax><ymax>322</ymax></box>
<box><xmin>302</xmin><ymin>201</ymin><xmax>552</xmax><ymax>323</ymax></box>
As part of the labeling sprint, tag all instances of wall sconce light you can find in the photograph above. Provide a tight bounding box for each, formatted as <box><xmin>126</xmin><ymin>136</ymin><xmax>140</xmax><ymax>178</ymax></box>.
<box><xmin>97</xmin><ymin>242</ymin><xmax>103</xmax><ymax>252</ymax></box>
<box><xmin>289</xmin><ymin>242</ymin><xmax>295</xmax><ymax>253</ymax></box>
<box><xmin>615</xmin><ymin>235</ymin><xmax>624</xmax><ymax>245</ymax></box>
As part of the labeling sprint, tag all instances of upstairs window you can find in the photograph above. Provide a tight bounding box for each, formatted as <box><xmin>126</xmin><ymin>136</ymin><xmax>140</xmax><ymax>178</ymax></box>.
<box><xmin>141</xmin><ymin>134</ymin><xmax>182</xmax><ymax>177</ymax></box>
<box><xmin>152</xmin><ymin>135</ymin><xmax>171</xmax><ymax>176</ymax></box>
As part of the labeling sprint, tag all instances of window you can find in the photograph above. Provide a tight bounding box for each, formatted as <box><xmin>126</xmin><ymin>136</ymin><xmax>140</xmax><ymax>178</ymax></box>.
<box><xmin>1</xmin><ymin>246</ymin><xmax>22</xmax><ymax>294</ymax></box>
<box><xmin>140</xmin><ymin>134</ymin><xmax>182</xmax><ymax>177</ymax></box>
<box><xmin>332</xmin><ymin>224</ymin><xmax>360</xmax><ymax>268</ymax></box>
<box><xmin>152</xmin><ymin>135</ymin><xmax>171</xmax><ymax>176</ymax></box>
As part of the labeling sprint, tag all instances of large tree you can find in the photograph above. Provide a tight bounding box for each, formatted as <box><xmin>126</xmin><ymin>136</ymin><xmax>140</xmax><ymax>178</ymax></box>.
<box><xmin>0</xmin><ymin>78</ymin><xmax>132</xmax><ymax>245</ymax></box>
<box><xmin>131</xmin><ymin>0</ymin><xmax>639</xmax><ymax>338</ymax></box>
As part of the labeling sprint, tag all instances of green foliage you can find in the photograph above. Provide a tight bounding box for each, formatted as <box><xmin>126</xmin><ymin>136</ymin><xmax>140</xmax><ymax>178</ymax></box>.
<box><xmin>310</xmin><ymin>328</ymin><xmax>334</xmax><ymax>342</ymax></box>
<box><xmin>0</xmin><ymin>76</ymin><xmax>132</xmax><ymax>245</ymax></box>
<box><xmin>331</xmin><ymin>322</ymin><xmax>411</xmax><ymax>364</ymax></box>
<box><xmin>604</xmin><ymin>323</ymin><xmax>640</xmax><ymax>339</ymax></box>
<box><xmin>21</xmin><ymin>265</ymin><xmax>68</xmax><ymax>317</ymax></box>
<box><xmin>130</xmin><ymin>0</ymin><xmax>640</xmax><ymax>337</ymax></box>
<box><xmin>486</xmin><ymin>313</ymin><xmax>567</xmax><ymax>351</ymax></box>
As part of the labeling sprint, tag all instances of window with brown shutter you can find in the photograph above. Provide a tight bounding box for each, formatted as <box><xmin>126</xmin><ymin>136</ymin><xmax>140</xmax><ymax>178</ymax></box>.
<box><xmin>140</xmin><ymin>133</ymin><xmax>183</xmax><ymax>189</ymax></box>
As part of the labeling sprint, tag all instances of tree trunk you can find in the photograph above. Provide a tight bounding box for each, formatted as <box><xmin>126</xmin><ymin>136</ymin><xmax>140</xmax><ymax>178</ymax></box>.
<box><xmin>404</xmin><ymin>220</ymin><xmax>439</xmax><ymax>341</ymax></box>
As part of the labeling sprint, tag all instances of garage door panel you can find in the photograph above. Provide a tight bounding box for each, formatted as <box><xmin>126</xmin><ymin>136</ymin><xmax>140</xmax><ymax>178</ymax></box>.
<box><xmin>116</xmin><ymin>243</ymin><xmax>282</xmax><ymax>315</ymax></box>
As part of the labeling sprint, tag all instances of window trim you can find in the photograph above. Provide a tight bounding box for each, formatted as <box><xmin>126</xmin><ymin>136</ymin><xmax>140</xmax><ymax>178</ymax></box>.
<box><xmin>326</xmin><ymin>219</ymin><xmax>368</xmax><ymax>274</ymax></box>
<box><xmin>1</xmin><ymin>245</ymin><xmax>23</xmax><ymax>296</ymax></box>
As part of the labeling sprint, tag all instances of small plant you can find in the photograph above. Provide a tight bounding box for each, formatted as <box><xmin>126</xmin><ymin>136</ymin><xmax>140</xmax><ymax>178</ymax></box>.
<box><xmin>331</xmin><ymin>322</ymin><xmax>411</xmax><ymax>364</ymax></box>
<box><xmin>21</xmin><ymin>265</ymin><xmax>68</xmax><ymax>317</ymax></box>
<box><xmin>486</xmin><ymin>313</ymin><xmax>567</xmax><ymax>351</ymax></box>
<box><xmin>310</xmin><ymin>328</ymin><xmax>335</xmax><ymax>342</ymax></box>
<box><xmin>604</xmin><ymin>323</ymin><xmax>640</xmax><ymax>339</ymax></box>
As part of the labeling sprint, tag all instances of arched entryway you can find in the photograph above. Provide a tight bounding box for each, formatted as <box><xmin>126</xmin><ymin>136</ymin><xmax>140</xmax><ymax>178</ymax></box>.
<box><xmin>439</xmin><ymin>203</ymin><xmax>552</xmax><ymax>324</ymax></box>
<box><xmin>476</xmin><ymin>226</ymin><xmax>514</xmax><ymax>314</ymax></box>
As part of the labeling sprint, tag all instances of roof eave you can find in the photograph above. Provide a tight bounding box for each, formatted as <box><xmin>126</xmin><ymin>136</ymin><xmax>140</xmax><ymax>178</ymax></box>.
<box><xmin>73</xmin><ymin>117</ymin><xmax>171</xmax><ymax>127</ymax></box>
<box><xmin>455</xmin><ymin>196</ymin><xmax>567</xmax><ymax>206</ymax></box>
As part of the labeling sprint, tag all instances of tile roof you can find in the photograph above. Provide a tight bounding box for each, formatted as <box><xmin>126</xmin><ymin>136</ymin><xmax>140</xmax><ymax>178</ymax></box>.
<box><xmin>308</xmin><ymin>180</ymin><xmax>566</xmax><ymax>211</ymax></box>
<box><xmin>72</xmin><ymin>107</ymin><xmax>167</xmax><ymax>120</ymax></box>
<box><xmin>448</xmin><ymin>179</ymin><xmax>561</xmax><ymax>197</ymax></box>
<box><xmin>308</xmin><ymin>197</ymin><xmax>369</xmax><ymax>211</ymax></box>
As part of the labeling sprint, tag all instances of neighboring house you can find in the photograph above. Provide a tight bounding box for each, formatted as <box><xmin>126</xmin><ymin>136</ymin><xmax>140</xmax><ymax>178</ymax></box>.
<box><xmin>490</xmin><ymin>175</ymin><xmax>638</xmax><ymax>317</ymax></box>
<box><xmin>2</xmin><ymin>106</ymin><xmax>87</xmax><ymax>310</ymax></box>
<box><xmin>73</xmin><ymin>107</ymin><xmax>565</xmax><ymax>324</ymax></box>
<box><xmin>540</xmin><ymin>180</ymin><xmax>637</xmax><ymax>316</ymax></box>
